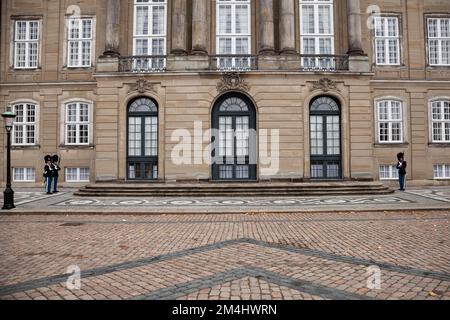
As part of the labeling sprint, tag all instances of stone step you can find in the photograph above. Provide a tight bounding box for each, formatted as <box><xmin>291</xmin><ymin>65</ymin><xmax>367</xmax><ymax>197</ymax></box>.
<box><xmin>75</xmin><ymin>182</ymin><xmax>393</xmax><ymax>197</ymax></box>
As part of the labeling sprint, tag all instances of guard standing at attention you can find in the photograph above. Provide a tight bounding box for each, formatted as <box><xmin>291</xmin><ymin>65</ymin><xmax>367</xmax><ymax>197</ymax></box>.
<box><xmin>43</xmin><ymin>155</ymin><xmax>54</xmax><ymax>195</ymax></box>
<box><xmin>51</xmin><ymin>155</ymin><xmax>61</xmax><ymax>193</ymax></box>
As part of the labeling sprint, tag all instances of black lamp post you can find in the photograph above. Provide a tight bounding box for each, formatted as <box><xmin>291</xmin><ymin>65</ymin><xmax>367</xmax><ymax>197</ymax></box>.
<box><xmin>2</xmin><ymin>104</ymin><xmax>16</xmax><ymax>210</ymax></box>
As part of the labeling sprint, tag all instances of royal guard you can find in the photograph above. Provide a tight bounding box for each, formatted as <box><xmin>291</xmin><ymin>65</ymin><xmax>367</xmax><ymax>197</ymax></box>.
<box><xmin>51</xmin><ymin>155</ymin><xmax>61</xmax><ymax>193</ymax></box>
<box><xmin>396</xmin><ymin>152</ymin><xmax>407</xmax><ymax>191</ymax></box>
<box><xmin>43</xmin><ymin>155</ymin><xmax>54</xmax><ymax>195</ymax></box>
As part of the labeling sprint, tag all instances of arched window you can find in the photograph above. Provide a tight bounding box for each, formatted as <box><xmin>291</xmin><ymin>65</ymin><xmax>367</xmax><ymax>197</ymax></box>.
<box><xmin>212</xmin><ymin>93</ymin><xmax>256</xmax><ymax>181</ymax></box>
<box><xmin>310</xmin><ymin>96</ymin><xmax>341</xmax><ymax>179</ymax></box>
<box><xmin>127</xmin><ymin>97</ymin><xmax>159</xmax><ymax>180</ymax></box>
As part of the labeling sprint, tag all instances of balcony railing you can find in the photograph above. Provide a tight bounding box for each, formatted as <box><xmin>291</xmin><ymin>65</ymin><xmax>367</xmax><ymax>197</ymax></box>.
<box><xmin>210</xmin><ymin>55</ymin><xmax>258</xmax><ymax>72</ymax></box>
<box><xmin>116</xmin><ymin>54</ymin><xmax>350</xmax><ymax>72</ymax></box>
<box><xmin>119</xmin><ymin>55</ymin><xmax>167</xmax><ymax>73</ymax></box>
<box><xmin>299</xmin><ymin>54</ymin><xmax>349</xmax><ymax>72</ymax></box>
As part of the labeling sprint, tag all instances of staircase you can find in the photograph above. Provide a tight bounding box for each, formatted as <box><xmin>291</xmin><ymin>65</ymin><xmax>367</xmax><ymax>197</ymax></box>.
<box><xmin>75</xmin><ymin>181</ymin><xmax>393</xmax><ymax>197</ymax></box>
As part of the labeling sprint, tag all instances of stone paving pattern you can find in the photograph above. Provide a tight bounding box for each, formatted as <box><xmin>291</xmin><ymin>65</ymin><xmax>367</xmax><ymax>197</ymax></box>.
<box><xmin>0</xmin><ymin>209</ymin><xmax>449</xmax><ymax>300</ymax></box>
<box><xmin>2</xmin><ymin>187</ymin><xmax>450</xmax><ymax>214</ymax></box>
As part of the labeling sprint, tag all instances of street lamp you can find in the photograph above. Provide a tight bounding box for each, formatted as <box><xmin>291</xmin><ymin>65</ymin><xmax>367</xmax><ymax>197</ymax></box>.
<box><xmin>2</xmin><ymin>104</ymin><xmax>16</xmax><ymax>210</ymax></box>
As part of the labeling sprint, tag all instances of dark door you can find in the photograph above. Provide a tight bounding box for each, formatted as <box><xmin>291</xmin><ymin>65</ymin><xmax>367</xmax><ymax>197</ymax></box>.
<box><xmin>127</xmin><ymin>97</ymin><xmax>158</xmax><ymax>180</ymax></box>
<box><xmin>212</xmin><ymin>94</ymin><xmax>257</xmax><ymax>181</ymax></box>
<box><xmin>310</xmin><ymin>96</ymin><xmax>342</xmax><ymax>179</ymax></box>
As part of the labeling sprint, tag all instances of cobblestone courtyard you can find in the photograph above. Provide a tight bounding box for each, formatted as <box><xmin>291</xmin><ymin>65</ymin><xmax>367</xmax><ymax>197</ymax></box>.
<box><xmin>0</xmin><ymin>207</ymin><xmax>449</xmax><ymax>300</ymax></box>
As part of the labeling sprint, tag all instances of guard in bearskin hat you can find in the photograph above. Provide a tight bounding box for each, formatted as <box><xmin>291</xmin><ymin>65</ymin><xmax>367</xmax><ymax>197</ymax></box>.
<box><xmin>43</xmin><ymin>155</ymin><xmax>54</xmax><ymax>194</ymax></box>
<box><xmin>396</xmin><ymin>152</ymin><xmax>407</xmax><ymax>191</ymax></box>
<box><xmin>51</xmin><ymin>155</ymin><xmax>61</xmax><ymax>193</ymax></box>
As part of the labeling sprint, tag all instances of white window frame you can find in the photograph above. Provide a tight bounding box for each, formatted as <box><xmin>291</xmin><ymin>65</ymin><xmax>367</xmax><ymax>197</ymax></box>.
<box><xmin>67</xmin><ymin>17</ymin><xmax>95</xmax><ymax>68</ymax></box>
<box><xmin>11</xmin><ymin>101</ymin><xmax>39</xmax><ymax>146</ymax></box>
<box><xmin>133</xmin><ymin>0</ymin><xmax>167</xmax><ymax>56</ymax></box>
<box><xmin>65</xmin><ymin>167</ymin><xmax>90</xmax><ymax>182</ymax></box>
<box><xmin>13</xmin><ymin>167</ymin><xmax>36</xmax><ymax>182</ymax></box>
<box><xmin>375</xmin><ymin>99</ymin><xmax>405</xmax><ymax>144</ymax></box>
<box><xmin>433</xmin><ymin>164</ymin><xmax>450</xmax><ymax>180</ymax></box>
<box><xmin>216</xmin><ymin>0</ymin><xmax>252</xmax><ymax>55</ymax></box>
<box><xmin>429</xmin><ymin>98</ymin><xmax>450</xmax><ymax>143</ymax></box>
<box><xmin>14</xmin><ymin>20</ymin><xmax>40</xmax><ymax>69</ymax></box>
<box><xmin>427</xmin><ymin>17</ymin><xmax>450</xmax><ymax>66</ymax></box>
<box><xmin>64</xmin><ymin>101</ymin><xmax>92</xmax><ymax>146</ymax></box>
<box><xmin>299</xmin><ymin>0</ymin><xmax>335</xmax><ymax>55</ymax></box>
<box><xmin>374</xmin><ymin>16</ymin><xmax>401</xmax><ymax>66</ymax></box>
<box><xmin>379</xmin><ymin>165</ymin><xmax>399</xmax><ymax>181</ymax></box>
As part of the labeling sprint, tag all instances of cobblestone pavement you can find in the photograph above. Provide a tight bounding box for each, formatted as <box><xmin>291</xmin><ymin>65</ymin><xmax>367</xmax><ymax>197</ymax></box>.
<box><xmin>1</xmin><ymin>187</ymin><xmax>450</xmax><ymax>214</ymax></box>
<box><xmin>0</xmin><ymin>210</ymin><xmax>449</xmax><ymax>300</ymax></box>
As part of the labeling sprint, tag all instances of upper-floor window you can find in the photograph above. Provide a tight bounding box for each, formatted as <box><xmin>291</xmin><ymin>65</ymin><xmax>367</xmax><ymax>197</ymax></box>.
<box><xmin>216</xmin><ymin>0</ymin><xmax>251</xmax><ymax>57</ymax></box>
<box><xmin>12</xmin><ymin>102</ymin><xmax>38</xmax><ymax>146</ymax></box>
<box><xmin>67</xmin><ymin>18</ymin><xmax>94</xmax><ymax>68</ymax></box>
<box><xmin>14</xmin><ymin>20</ymin><xmax>40</xmax><ymax>69</ymax></box>
<box><xmin>376</xmin><ymin>100</ymin><xmax>404</xmax><ymax>143</ymax></box>
<box><xmin>430</xmin><ymin>99</ymin><xmax>450</xmax><ymax>143</ymax></box>
<box><xmin>427</xmin><ymin>18</ymin><xmax>450</xmax><ymax>66</ymax></box>
<box><xmin>299</xmin><ymin>0</ymin><xmax>334</xmax><ymax>69</ymax></box>
<box><xmin>65</xmin><ymin>102</ymin><xmax>91</xmax><ymax>145</ymax></box>
<box><xmin>133</xmin><ymin>0</ymin><xmax>167</xmax><ymax>70</ymax></box>
<box><xmin>374</xmin><ymin>16</ymin><xmax>400</xmax><ymax>65</ymax></box>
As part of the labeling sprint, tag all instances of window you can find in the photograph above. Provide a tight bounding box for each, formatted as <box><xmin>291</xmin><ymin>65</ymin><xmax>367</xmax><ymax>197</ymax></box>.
<box><xmin>13</xmin><ymin>168</ymin><xmax>36</xmax><ymax>182</ymax></box>
<box><xmin>67</xmin><ymin>18</ymin><xmax>94</xmax><ymax>67</ymax></box>
<box><xmin>65</xmin><ymin>102</ymin><xmax>91</xmax><ymax>145</ymax></box>
<box><xmin>430</xmin><ymin>100</ymin><xmax>450</xmax><ymax>143</ymax></box>
<box><xmin>379</xmin><ymin>165</ymin><xmax>399</xmax><ymax>180</ymax></box>
<box><xmin>434</xmin><ymin>164</ymin><xmax>450</xmax><ymax>179</ymax></box>
<box><xmin>377</xmin><ymin>100</ymin><xmax>404</xmax><ymax>143</ymax></box>
<box><xmin>133</xmin><ymin>0</ymin><xmax>167</xmax><ymax>70</ymax></box>
<box><xmin>216</xmin><ymin>0</ymin><xmax>251</xmax><ymax>69</ymax></box>
<box><xmin>374</xmin><ymin>16</ymin><xmax>400</xmax><ymax>65</ymax></box>
<box><xmin>300</xmin><ymin>0</ymin><xmax>334</xmax><ymax>68</ymax></box>
<box><xmin>14</xmin><ymin>20</ymin><xmax>40</xmax><ymax>69</ymax></box>
<box><xmin>427</xmin><ymin>18</ymin><xmax>450</xmax><ymax>66</ymax></box>
<box><xmin>12</xmin><ymin>103</ymin><xmax>37</xmax><ymax>146</ymax></box>
<box><xmin>66</xmin><ymin>168</ymin><xmax>90</xmax><ymax>182</ymax></box>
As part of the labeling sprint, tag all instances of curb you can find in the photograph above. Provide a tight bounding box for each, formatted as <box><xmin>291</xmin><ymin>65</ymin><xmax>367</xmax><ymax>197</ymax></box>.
<box><xmin>2</xmin><ymin>207</ymin><xmax>450</xmax><ymax>216</ymax></box>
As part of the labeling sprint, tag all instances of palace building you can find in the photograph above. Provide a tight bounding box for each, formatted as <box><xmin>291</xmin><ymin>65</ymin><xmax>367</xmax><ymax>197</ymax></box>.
<box><xmin>1</xmin><ymin>0</ymin><xmax>450</xmax><ymax>187</ymax></box>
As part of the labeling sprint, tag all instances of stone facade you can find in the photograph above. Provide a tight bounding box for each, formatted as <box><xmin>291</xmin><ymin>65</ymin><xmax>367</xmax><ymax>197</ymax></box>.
<box><xmin>1</xmin><ymin>0</ymin><xmax>450</xmax><ymax>187</ymax></box>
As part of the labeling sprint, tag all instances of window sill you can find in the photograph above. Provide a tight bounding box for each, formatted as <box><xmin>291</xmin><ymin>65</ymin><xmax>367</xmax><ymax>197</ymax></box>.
<box><xmin>374</xmin><ymin>143</ymin><xmax>409</xmax><ymax>148</ymax></box>
<box><xmin>428</xmin><ymin>143</ymin><xmax>450</xmax><ymax>148</ymax></box>
<box><xmin>12</xmin><ymin>145</ymin><xmax>40</xmax><ymax>150</ymax></box>
<box><xmin>59</xmin><ymin>144</ymin><xmax>95</xmax><ymax>150</ymax></box>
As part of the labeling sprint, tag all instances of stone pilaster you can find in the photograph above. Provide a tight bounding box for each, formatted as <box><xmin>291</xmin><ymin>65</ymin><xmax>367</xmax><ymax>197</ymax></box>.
<box><xmin>192</xmin><ymin>0</ymin><xmax>208</xmax><ymax>55</ymax></box>
<box><xmin>259</xmin><ymin>0</ymin><xmax>275</xmax><ymax>55</ymax></box>
<box><xmin>171</xmin><ymin>0</ymin><xmax>188</xmax><ymax>55</ymax></box>
<box><xmin>279</xmin><ymin>0</ymin><xmax>296</xmax><ymax>55</ymax></box>
<box><xmin>347</xmin><ymin>0</ymin><xmax>364</xmax><ymax>56</ymax></box>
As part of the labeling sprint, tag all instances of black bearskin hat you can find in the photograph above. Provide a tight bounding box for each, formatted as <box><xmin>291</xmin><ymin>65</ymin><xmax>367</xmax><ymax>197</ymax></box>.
<box><xmin>44</xmin><ymin>155</ymin><xmax>52</xmax><ymax>162</ymax></box>
<box><xmin>52</xmin><ymin>155</ymin><xmax>59</xmax><ymax>162</ymax></box>
<box><xmin>397</xmin><ymin>152</ymin><xmax>404</xmax><ymax>161</ymax></box>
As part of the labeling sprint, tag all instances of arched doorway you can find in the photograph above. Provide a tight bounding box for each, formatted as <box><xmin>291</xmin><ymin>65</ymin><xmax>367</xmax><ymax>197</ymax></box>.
<box><xmin>127</xmin><ymin>97</ymin><xmax>158</xmax><ymax>180</ymax></box>
<box><xmin>310</xmin><ymin>96</ymin><xmax>342</xmax><ymax>179</ymax></box>
<box><xmin>212</xmin><ymin>93</ymin><xmax>257</xmax><ymax>181</ymax></box>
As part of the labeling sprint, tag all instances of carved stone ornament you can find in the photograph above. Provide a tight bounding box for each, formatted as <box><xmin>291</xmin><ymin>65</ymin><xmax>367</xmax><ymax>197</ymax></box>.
<box><xmin>311</xmin><ymin>78</ymin><xmax>339</xmax><ymax>92</ymax></box>
<box><xmin>217</xmin><ymin>72</ymin><xmax>251</xmax><ymax>93</ymax></box>
<box><xmin>128</xmin><ymin>78</ymin><xmax>157</xmax><ymax>94</ymax></box>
